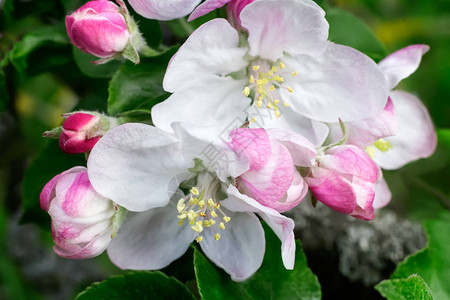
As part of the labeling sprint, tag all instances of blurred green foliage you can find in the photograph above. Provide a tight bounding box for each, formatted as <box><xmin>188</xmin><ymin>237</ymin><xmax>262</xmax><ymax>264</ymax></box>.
<box><xmin>1</xmin><ymin>0</ymin><xmax>450</xmax><ymax>299</ymax></box>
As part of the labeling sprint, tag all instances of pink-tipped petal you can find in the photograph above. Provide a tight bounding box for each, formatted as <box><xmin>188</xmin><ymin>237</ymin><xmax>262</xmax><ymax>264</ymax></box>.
<box><xmin>230</xmin><ymin>128</ymin><xmax>271</xmax><ymax>171</ymax></box>
<box><xmin>188</xmin><ymin>0</ymin><xmax>232</xmax><ymax>21</ymax></box>
<box><xmin>379</xmin><ymin>44</ymin><xmax>430</xmax><ymax>90</ymax></box>
<box><xmin>129</xmin><ymin>0</ymin><xmax>201</xmax><ymax>20</ymax></box>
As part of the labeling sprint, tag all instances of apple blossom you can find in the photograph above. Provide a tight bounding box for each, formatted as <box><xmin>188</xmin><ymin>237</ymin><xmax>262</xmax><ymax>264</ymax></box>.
<box><xmin>306</xmin><ymin>145</ymin><xmax>379</xmax><ymax>220</ymax></box>
<box><xmin>152</xmin><ymin>0</ymin><xmax>388</xmax><ymax>144</ymax></box>
<box><xmin>230</xmin><ymin>128</ymin><xmax>315</xmax><ymax>212</ymax></box>
<box><xmin>87</xmin><ymin>122</ymin><xmax>314</xmax><ymax>280</ymax></box>
<box><xmin>58</xmin><ymin>112</ymin><xmax>118</xmax><ymax>154</ymax></box>
<box><xmin>66</xmin><ymin>0</ymin><xmax>146</xmax><ymax>64</ymax></box>
<box><xmin>40</xmin><ymin>167</ymin><xmax>121</xmax><ymax>259</ymax></box>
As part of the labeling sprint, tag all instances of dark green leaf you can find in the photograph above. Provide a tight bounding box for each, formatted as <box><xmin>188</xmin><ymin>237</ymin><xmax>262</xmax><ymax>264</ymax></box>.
<box><xmin>0</xmin><ymin>69</ymin><xmax>8</xmax><ymax>111</ymax></box>
<box><xmin>376</xmin><ymin>274</ymin><xmax>433</xmax><ymax>300</ymax></box>
<box><xmin>386</xmin><ymin>215</ymin><xmax>450</xmax><ymax>299</ymax></box>
<box><xmin>9</xmin><ymin>25</ymin><xmax>69</xmax><ymax>71</ymax></box>
<box><xmin>437</xmin><ymin>129</ymin><xmax>450</xmax><ymax>152</ymax></box>
<box><xmin>21</xmin><ymin>139</ymin><xmax>86</xmax><ymax>227</ymax></box>
<box><xmin>194</xmin><ymin>223</ymin><xmax>321</xmax><ymax>300</ymax></box>
<box><xmin>75</xmin><ymin>271</ymin><xmax>196</xmax><ymax>300</ymax></box>
<box><xmin>107</xmin><ymin>46</ymin><xmax>178</xmax><ymax>115</ymax></box>
<box><xmin>115</xmin><ymin>109</ymin><xmax>152</xmax><ymax>124</ymax></box>
<box><xmin>73</xmin><ymin>47</ymin><xmax>123</xmax><ymax>79</ymax></box>
<box><xmin>326</xmin><ymin>8</ymin><xmax>387</xmax><ymax>61</ymax></box>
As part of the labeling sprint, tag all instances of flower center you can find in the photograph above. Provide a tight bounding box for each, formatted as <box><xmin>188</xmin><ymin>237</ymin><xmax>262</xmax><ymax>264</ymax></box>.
<box><xmin>176</xmin><ymin>172</ymin><xmax>230</xmax><ymax>243</ymax></box>
<box><xmin>242</xmin><ymin>61</ymin><xmax>298</xmax><ymax>121</ymax></box>
<box><xmin>365</xmin><ymin>138</ymin><xmax>393</xmax><ymax>158</ymax></box>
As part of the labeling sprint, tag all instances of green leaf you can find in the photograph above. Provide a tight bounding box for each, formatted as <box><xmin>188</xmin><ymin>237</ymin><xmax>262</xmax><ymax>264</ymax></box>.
<box><xmin>0</xmin><ymin>69</ymin><xmax>8</xmax><ymax>111</ymax></box>
<box><xmin>75</xmin><ymin>271</ymin><xmax>196</xmax><ymax>300</ymax></box>
<box><xmin>21</xmin><ymin>139</ymin><xmax>86</xmax><ymax>227</ymax></box>
<box><xmin>437</xmin><ymin>129</ymin><xmax>450</xmax><ymax>152</ymax></box>
<box><xmin>385</xmin><ymin>215</ymin><xmax>450</xmax><ymax>299</ymax></box>
<box><xmin>376</xmin><ymin>274</ymin><xmax>433</xmax><ymax>300</ymax></box>
<box><xmin>326</xmin><ymin>8</ymin><xmax>387</xmax><ymax>61</ymax></box>
<box><xmin>9</xmin><ymin>25</ymin><xmax>69</xmax><ymax>71</ymax></box>
<box><xmin>107</xmin><ymin>46</ymin><xmax>178</xmax><ymax>115</ymax></box>
<box><xmin>73</xmin><ymin>47</ymin><xmax>123</xmax><ymax>79</ymax></box>
<box><xmin>194</xmin><ymin>223</ymin><xmax>321</xmax><ymax>300</ymax></box>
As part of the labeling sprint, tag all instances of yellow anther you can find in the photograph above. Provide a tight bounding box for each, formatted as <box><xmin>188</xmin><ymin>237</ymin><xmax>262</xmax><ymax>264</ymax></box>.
<box><xmin>243</xmin><ymin>86</ymin><xmax>250</xmax><ymax>97</ymax></box>
<box><xmin>274</xmin><ymin>99</ymin><xmax>280</xmax><ymax>105</ymax></box>
<box><xmin>273</xmin><ymin>75</ymin><xmax>284</xmax><ymax>82</ymax></box>
<box><xmin>252</xmin><ymin>65</ymin><xmax>260</xmax><ymax>71</ymax></box>
<box><xmin>208</xmin><ymin>198</ymin><xmax>215</xmax><ymax>207</ymax></box>
<box><xmin>284</xmin><ymin>102</ymin><xmax>290</xmax><ymax>107</ymax></box>
<box><xmin>178</xmin><ymin>220</ymin><xmax>184</xmax><ymax>226</ymax></box>
<box><xmin>191</xmin><ymin>221</ymin><xmax>203</xmax><ymax>233</ymax></box>
<box><xmin>219</xmin><ymin>222</ymin><xmax>226</xmax><ymax>230</ymax></box>
<box><xmin>275</xmin><ymin>111</ymin><xmax>281</xmax><ymax>118</ymax></box>
<box><xmin>215</xmin><ymin>233</ymin><xmax>221</xmax><ymax>241</ymax></box>
<box><xmin>257</xmin><ymin>95</ymin><xmax>263</xmax><ymax>101</ymax></box>
<box><xmin>366</xmin><ymin>146</ymin><xmax>376</xmax><ymax>158</ymax></box>
<box><xmin>268</xmin><ymin>71</ymin><xmax>274</xmax><ymax>77</ymax></box>
<box><xmin>199</xmin><ymin>212</ymin><xmax>207</xmax><ymax>217</ymax></box>
<box><xmin>291</xmin><ymin>71</ymin><xmax>298</xmax><ymax>77</ymax></box>
<box><xmin>195</xmin><ymin>236</ymin><xmax>203</xmax><ymax>243</ymax></box>
<box><xmin>189</xmin><ymin>197</ymin><xmax>198</xmax><ymax>205</ymax></box>
<box><xmin>211</xmin><ymin>211</ymin><xmax>218</xmax><ymax>218</ymax></box>
<box><xmin>188</xmin><ymin>210</ymin><xmax>198</xmax><ymax>221</ymax></box>
<box><xmin>190</xmin><ymin>187</ymin><xmax>199</xmax><ymax>196</ymax></box>
<box><xmin>249</xmin><ymin>75</ymin><xmax>255</xmax><ymax>84</ymax></box>
<box><xmin>279</xmin><ymin>62</ymin><xmax>286</xmax><ymax>69</ymax></box>
<box><xmin>177</xmin><ymin>199</ymin><xmax>185</xmax><ymax>213</ymax></box>
<box><xmin>223</xmin><ymin>216</ymin><xmax>231</xmax><ymax>223</ymax></box>
<box><xmin>256</xmin><ymin>101</ymin><xmax>262</xmax><ymax>108</ymax></box>
<box><xmin>250</xmin><ymin>117</ymin><xmax>257</xmax><ymax>122</ymax></box>
<box><xmin>271</xmin><ymin>66</ymin><xmax>278</xmax><ymax>72</ymax></box>
<box><xmin>198</xmin><ymin>200</ymin><xmax>205</xmax><ymax>208</ymax></box>
<box><xmin>269</xmin><ymin>85</ymin><xmax>275</xmax><ymax>91</ymax></box>
<box><xmin>210</xmin><ymin>219</ymin><xmax>216</xmax><ymax>225</ymax></box>
<box><xmin>288</xmin><ymin>87</ymin><xmax>294</xmax><ymax>93</ymax></box>
<box><xmin>177</xmin><ymin>212</ymin><xmax>187</xmax><ymax>220</ymax></box>
<box><xmin>373</xmin><ymin>139</ymin><xmax>393</xmax><ymax>153</ymax></box>
<box><xmin>203</xmin><ymin>220</ymin><xmax>211</xmax><ymax>227</ymax></box>
<box><xmin>256</xmin><ymin>79</ymin><xmax>264</xmax><ymax>85</ymax></box>
<box><xmin>267</xmin><ymin>103</ymin><xmax>273</xmax><ymax>109</ymax></box>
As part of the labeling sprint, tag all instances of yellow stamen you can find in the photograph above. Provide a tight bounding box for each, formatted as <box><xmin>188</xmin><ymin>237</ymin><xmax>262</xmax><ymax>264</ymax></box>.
<box><xmin>215</xmin><ymin>233</ymin><xmax>221</xmax><ymax>241</ymax></box>
<box><xmin>269</xmin><ymin>85</ymin><xmax>275</xmax><ymax>92</ymax></box>
<box><xmin>195</xmin><ymin>236</ymin><xmax>203</xmax><ymax>243</ymax></box>
<box><xmin>191</xmin><ymin>221</ymin><xmax>203</xmax><ymax>233</ymax></box>
<box><xmin>249</xmin><ymin>75</ymin><xmax>255</xmax><ymax>84</ymax></box>
<box><xmin>256</xmin><ymin>101</ymin><xmax>262</xmax><ymax>108</ymax></box>
<box><xmin>288</xmin><ymin>87</ymin><xmax>294</xmax><ymax>93</ymax></box>
<box><xmin>219</xmin><ymin>222</ymin><xmax>226</xmax><ymax>230</ymax></box>
<box><xmin>243</xmin><ymin>86</ymin><xmax>250</xmax><ymax>97</ymax></box>
<box><xmin>274</xmin><ymin>99</ymin><xmax>280</xmax><ymax>105</ymax></box>
<box><xmin>284</xmin><ymin>102</ymin><xmax>290</xmax><ymax>107</ymax></box>
<box><xmin>190</xmin><ymin>187</ymin><xmax>199</xmax><ymax>196</ymax></box>
<box><xmin>365</xmin><ymin>146</ymin><xmax>376</xmax><ymax>158</ymax></box>
<box><xmin>279</xmin><ymin>62</ymin><xmax>286</xmax><ymax>69</ymax></box>
<box><xmin>267</xmin><ymin>103</ymin><xmax>273</xmax><ymax>109</ymax></box>
<box><xmin>198</xmin><ymin>200</ymin><xmax>205</xmax><ymax>208</ymax></box>
<box><xmin>275</xmin><ymin>111</ymin><xmax>281</xmax><ymax>118</ymax></box>
<box><xmin>211</xmin><ymin>211</ymin><xmax>217</xmax><ymax>218</ymax></box>
<box><xmin>207</xmin><ymin>198</ymin><xmax>215</xmax><ymax>207</ymax></box>
<box><xmin>250</xmin><ymin>117</ymin><xmax>257</xmax><ymax>122</ymax></box>
<box><xmin>223</xmin><ymin>216</ymin><xmax>231</xmax><ymax>223</ymax></box>
<box><xmin>373</xmin><ymin>139</ymin><xmax>393</xmax><ymax>153</ymax></box>
<box><xmin>177</xmin><ymin>199</ymin><xmax>185</xmax><ymax>213</ymax></box>
<box><xmin>291</xmin><ymin>71</ymin><xmax>298</xmax><ymax>77</ymax></box>
<box><xmin>252</xmin><ymin>65</ymin><xmax>260</xmax><ymax>71</ymax></box>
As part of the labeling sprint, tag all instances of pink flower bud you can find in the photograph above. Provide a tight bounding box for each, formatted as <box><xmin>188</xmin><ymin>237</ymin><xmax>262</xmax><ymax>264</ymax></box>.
<box><xmin>306</xmin><ymin>145</ymin><xmax>379</xmax><ymax>220</ymax></box>
<box><xmin>40</xmin><ymin>167</ymin><xmax>115</xmax><ymax>258</ymax></box>
<box><xmin>65</xmin><ymin>0</ymin><xmax>130</xmax><ymax>58</ymax></box>
<box><xmin>230</xmin><ymin>128</ymin><xmax>311</xmax><ymax>212</ymax></box>
<box><xmin>59</xmin><ymin>112</ymin><xmax>102</xmax><ymax>154</ymax></box>
<box><xmin>59</xmin><ymin>112</ymin><xmax>118</xmax><ymax>154</ymax></box>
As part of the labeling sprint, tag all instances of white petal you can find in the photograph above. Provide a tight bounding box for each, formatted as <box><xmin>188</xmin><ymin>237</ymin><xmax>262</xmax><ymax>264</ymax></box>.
<box><xmin>373</xmin><ymin>90</ymin><xmax>436</xmax><ymax>170</ymax></box>
<box><xmin>223</xmin><ymin>186</ymin><xmax>296</xmax><ymax>269</ymax></box>
<box><xmin>266</xmin><ymin>128</ymin><xmax>317</xmax><ymax>166</ymax></box>
<box><xmin>128</xmin><ymin>0</ymin><xmax>201</xmax><ymax>20</ymax></box>
<box><xmin>107</xmin><ymin>203</ymin><xmax>196</xmax><ymax>269</ymax></box>
<box><xmin>378</xmin><ymin>44</ymin><xmax>430</xmax><ymax>90</ymax></box>
<box><xmin>87</xmin><ymin>123</ymin><xmax>190</xmax><ymax>211</ymax></box>
<box><xmin>248</xmin><ymin>105</ymin><xmax>329</xmax><ymax>147</ymax></box>
<box><xmin>241</xmin><ymin>0</ymin><xmax>328</xmax><ymax>61</ymax></box>
<box><xmin>163</xmin><ymin>18</ymin><xmax>247</xmax><ymax>92</ymax></box>
<box><xmin>283</xmin><ymin>43</ymin><xmax>388</xmax><ymax>122</ymax></box>
<box><xmin>373</xmin><ymin>176</ymin><xmax>392</xmax><ymax>209</ymax></box>
<box><xmin>200</xmin><ymin>210</ymin><xmax>265</xmax><ymax>281</ymax></box>
<box><xmin>153</xmin><ymin>75</ymin><xmax>250</xmax><ymax>133</ymax></box>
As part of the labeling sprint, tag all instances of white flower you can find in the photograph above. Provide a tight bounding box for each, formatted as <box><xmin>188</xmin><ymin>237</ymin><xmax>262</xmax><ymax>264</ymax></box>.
<box><xmin>87</xmin><ymin>122</ymin><xmax>315</xmax><ymax>280</ymax></box>
<box><xmin>151</xmin><ymin>0</ymin><xmax>388</xmax><ymax>145</ymax></box>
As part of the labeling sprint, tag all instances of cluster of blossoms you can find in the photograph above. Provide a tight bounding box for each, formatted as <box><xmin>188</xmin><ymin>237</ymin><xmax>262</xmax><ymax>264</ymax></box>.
<box><xmin>41</xmin><ymin>0</ymin><xmax>436</xmax><ymax>281</ymax></box>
